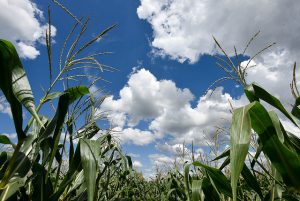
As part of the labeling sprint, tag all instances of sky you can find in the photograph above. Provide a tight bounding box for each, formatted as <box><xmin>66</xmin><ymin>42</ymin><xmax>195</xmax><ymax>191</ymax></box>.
<box><xmin>1</xmin><ymin>0</ymin><xmax>300</xmax><ymax>177</ymax></box>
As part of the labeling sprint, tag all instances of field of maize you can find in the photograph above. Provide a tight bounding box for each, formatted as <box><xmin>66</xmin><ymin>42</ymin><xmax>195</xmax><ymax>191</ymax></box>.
<box><xmin>1</xmin><ymin>5</ymin><xmax>300</xmax><ymax>201</ymax></box>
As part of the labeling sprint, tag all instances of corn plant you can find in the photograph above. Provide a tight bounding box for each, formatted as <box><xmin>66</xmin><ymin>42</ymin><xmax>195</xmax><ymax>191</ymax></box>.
<box><xmin>181</xmin><ymin>35</ymin><xmax>300</xmax><ymax>201</ymax></box>
<box><xmin>0</xmin><ymin>15</ymin><xmax>132</xmax><ymax>200</ymax></box>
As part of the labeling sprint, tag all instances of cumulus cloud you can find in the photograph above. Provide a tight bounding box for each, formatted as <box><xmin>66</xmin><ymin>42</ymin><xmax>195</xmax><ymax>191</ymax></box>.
<box><xmin>113</xmin><ymin>127</ymin><xmax>156</xmax><ymax>146</ymax></box>
<box><xmin>137</xmin><ymin>0</ymin><xmax>300</xmax><ymax>63</ymax></box>
<box><xmin>133</xmin><ymin>160</ymin><xmax>143</xmax><ymax>169</ymax></box>
<box><xmin>149</xmin><ymin>154</ymin><xmax>174</xmax><ymax>167</ymax></box>
<box><xmin>137</xmin><ymin>0</ymin><xmax>300</xmax><ymax>137</ymax></box>
<box><xmin>242</xmin><ymin>50</ymin><xmax>297</xmax><ymax>106</ymax></box>
<box><xmin>100</xmin><ymin>68</ymin><xmax>246</xmax><ymax>146</ymax></box>
<box><xmin>155</xmin><ymin>143</ymin><xmax>190</xmax><ymax>155</ymax></box>
<box><xmin>0</xmin><ymin>0</ymin><xmax>56</xmax><ymax>59</ymax></box>
<box><xmin>0</xmin><ymin>96</ymin><xmax>12</xmax><ymax>117</ymax></box>
<box><xmin>102</xmin><ymin>68</ymin><xmax>194</xmax><ymax>127</ymax></box>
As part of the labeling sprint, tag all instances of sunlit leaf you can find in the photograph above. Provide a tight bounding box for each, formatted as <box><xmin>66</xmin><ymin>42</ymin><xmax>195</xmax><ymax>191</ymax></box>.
<box><xmin>80</xmin><ymin>139</ymin><xmax>100</xmax><ymax>201</ymax></box>
<box><xmin>0</xmin><ymin>39</ymin><xmax>43</xmax><ymax>140</ymax></box>
<box><xmin>230</xmin><ymin>102</ymin><xmax>254</xmax><ymax>201</ymax></box>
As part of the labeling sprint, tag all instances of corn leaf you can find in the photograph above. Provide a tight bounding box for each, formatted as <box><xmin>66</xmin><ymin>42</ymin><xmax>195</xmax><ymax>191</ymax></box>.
<box><xmin>230</xmin><ymin>102</ymin><xmax>254</xmax><ymax>201</ymax></box>
<box><xmin>191</xmin><ymin>180</ymin><xmax>202</xmax><ymax>201</ymax></box>
<box><xmin>193</xmin><ymin>161</ymin><xmax>232</xmax><ymax>198</ymax></box>
<box><xmin>245</xmin><ymin>83</ymin><xmax>300</xmax><ymax>128</ymax></box>
<box><xmin>80</xmin><ymin>139</ymin><xmax>100</xmax><ymax>201</ymax></box>
<box><xmin>0</xmin><ymin>177</ymin><xmax>26</xmax><ymax>201</ymax></box>
<box><xmin>0</xmin><ymin>39</ymin><xmax>42</xmax><ymax>140</ymax></box>
<box><xmin>248</xmin><ymin>101</ymin><xmax>300</xmax><ymax>190</ymax></box>
<box><xmin>0</xmin><ymin>135</ymin><xmax>14</xmax><ymax>147</ymax></box>
<box><xmin>241</xmin><ymin>164</ymin><xmax>263</xmax><ymax>199</ymax></box>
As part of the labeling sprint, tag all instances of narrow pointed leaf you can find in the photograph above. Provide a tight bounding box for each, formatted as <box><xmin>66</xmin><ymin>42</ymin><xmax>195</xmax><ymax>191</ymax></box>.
<box><xmin>80</xmin><ymin>139</ymin><xmax>100</xmax><ymax>201</ymax></box>
<box><xmin>42</xmin><ymin>86</ymin><xmax>89</xmax><ymax>183</ymax></box>
<box><xmin>292</xmin><ymin>96</ymin><xmax>300</xmax><ymax>120</ymax></box>
<box><xmin>212</xmin><ymin>148</ymin><xmax>229</xmax><ymax>161</ymax></box>
<box><xmin>230</xmin><ymin>103</ymin><xmax>253</xmax><ymax>201</ymax></box>
<box><xmin>248</xmin><ymin>101</ymin><xmax>300</xmax><ymax>190</ymax></box>
<box><xmin>0</xmin><ymin>135</ymin><xmax>14</xmax><ymax>147</ymax></box>
<box><xmin>193</xmin><ymin>161</ymin><xmax>232</xmax><ymax>198</ymax></box>
<box><xmin>245</xmin><ymin>83</ymin><xmax>300</xmax><ymax>128</ymax></box>
<box><xmin>184</xmin><ymin>164</ymin><xmax>191</xmax><ymax>200</ymax></box>
<box><xmin>241</xmin><ymin>164</ymin><xmax>263</xmax><ymax>199</ymax></box>
<box><xmin>192</xmin><ymin>180</ymin><xmax>202</xmax><ymax>201</ymax></box>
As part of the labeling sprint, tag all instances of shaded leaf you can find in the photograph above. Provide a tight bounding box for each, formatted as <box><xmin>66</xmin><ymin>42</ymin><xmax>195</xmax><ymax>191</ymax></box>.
<box><xmin>193</xmin><ymin>161</ymin><xmax>232</xmax><ymax>198</ymax></box>
<box><xmin>241</xmin><ymin>164</ymin><xmax>263</xmax><ymax>199</ymax></box>
<box><xmin>0</xmin><ymin>135</ymin><xmax>14</xmax><ymax>147</ymax></box>
<box><xmin>248</xmin><ymin>101</ymin><xmax>300</xmax><ymax>190</ymax></box>
<box><xmin>245</xmin><ymin>83</ymin><xmax>300</xmax><ymax>128</ymax></box>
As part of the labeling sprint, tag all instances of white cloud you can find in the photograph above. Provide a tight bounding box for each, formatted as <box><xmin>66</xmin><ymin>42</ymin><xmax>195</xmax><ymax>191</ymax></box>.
<box><xmin>155</xmin><ymin>143</ymin><xmax>190</xmax><ymax>155</ymax></box>
<box><xmin>0</xmin><ymin>0</ymin><xmax>56</xmax><ymax>59</ymax></box>
<box><xmin>100</xmin><ymin>68</ymin><xmax>246</xmax><ymax>146</ymax></box>
<box><xmin>149</xmin><ymin>154</ymin><xmax>174</xmax><ymax>167</ymax></box>
<box><xmin>133</xmin><ymin>160</ymin><xmax>143</xmax><ymax>169</ymax></box>
<box><xmin>127</xmin><ymin>153</ymin><xmax>140</xmax><ymax>158</ymax></box>
<box><xmin>242</xmin><ymin>50</ymin><xmax>297</xmax><ymax>106</ymax></box>
<box><xmin>113</xmin><ymin>127</ymin><xmax>156</xmax><ymax>146</ymax></box>
<box><xmin>137</xmin><ymin>0</ymin><xmax>300</xmax><ymax>64</ymax></box>
<box><xmin>17</xmin><ymin>42</ymin><xmax>40</xmax><ymax>59</ymax></box>
<box><xmin>137</xmin><ymin>0</ymin><xmax>300</xmax><ymax>140</ymax></box>
<box><xmin>102</xmin><ymin>68</ymin><xmax>194</xmax><ymax>127</ymax></box>
<box><xmin>0</xmin><ymin>96</ymin><xmax>12</xmax><ymax>117</ymax></box>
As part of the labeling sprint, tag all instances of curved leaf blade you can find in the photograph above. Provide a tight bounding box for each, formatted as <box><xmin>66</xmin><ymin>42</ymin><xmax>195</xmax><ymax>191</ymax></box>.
<box><xmin>0</xmin><ymin>39</ymin><xmax>43</xmax><ymax>133</ymax></box>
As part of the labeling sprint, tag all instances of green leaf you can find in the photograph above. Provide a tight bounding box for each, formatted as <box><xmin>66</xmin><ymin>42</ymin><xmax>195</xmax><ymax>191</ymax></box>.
<box><xmin>230</xmin><ymin>103</ymin><xmax>254</xmax><ymax>201</ymax></box>
<box><xmin>0</xmin><ymin>177</ymin><xmax>26</xmax><ymax>201</ymax></box>
<box><xmin>38</xmin><ymin>86</ymin><xmax>89</xmax><ymax>142</ymax></box>
<box><xmin>31</xmin><ymin>163</ymin><xmax>54</xmax><ymax>201</ymax></box>
<box><xmin>241</xmin><ymin>164</ymin><xmax>263</xmax><ymax>199</ymax></box>
<box><xmin>42</xmin><ymin>92</ymin><xmax>63</xmax><ymax>103</ymax></box>
<box><xmin>0</xmin><ymin>39</ymin><xmax>43</xmax><ymax>140</ymax></box>
<box><xmin>201</xmin><ymin>177</ymin><xmax>220</xmax><ymax>201</ymax></box>
<box><xmin>0</xmin><ymin>135</ymin><xmax>14</xmax><ymax>147</ymax></box>
<box><xmin>291</xmin><ymin>96</ymin><xmax>300</xmax><ymax>120</ymax></box>
<box><xmin>184</xmin><ymin>164</ymin><xmax>191</xmax><ymax>200</ymax></box>
<box><xmin>248</xmin><ymin>101</ymin><xmax>300</xmax><ymax>190</ymax></box>
<box><xmin>245</xmin><ymin>83</ymin><xmax>300</xmax><ymax>128</ymax></box>
<box><xmin>50</xmin><ymin>143</ymin><xmax>82</xmax><ymax>201</ymax></box>
<box><xmin>80</xmin><ymin>139</ymin><xmax>100</xmax><ymax>201</ymax></box>
<box><xmin>212</xmin><ymin>148</ymin><xmax>229</xmax><ymax>161</ymax></box>
<box><xmin>193</xmin><ymin>161</ymin><xmax>232</xmax><ymax>198</ymax></box>
<box><xmin>41</xmin><ymin>86</ymin><xmax>89</xmax><ymax>185</ymax></box>
<box><xmin>250</xmin><ymin>143</ymin><xmax>263</xmax><ymax>168</ymax></box>
<box><xmin>191</xmin><ymin>180</ymin><xmax>202</xmax><ymax>201</ymax></box>
<box><xmin>0</xmin><ymin>152</ymin><xmax>31</xmax><ymax>181</ymax></box>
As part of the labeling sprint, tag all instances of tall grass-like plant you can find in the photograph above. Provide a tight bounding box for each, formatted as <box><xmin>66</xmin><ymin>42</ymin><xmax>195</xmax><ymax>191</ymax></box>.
<box><xmin>181</xmin><ymin>34</ymin><xmax>300</xmax><ymax>201</ymax></box>
<box><xmin>0</xmin><ymin>5</ymin><xmax>132</xmax><ymax>201</ymax></box>
<box><xmin>1</xmin><ymin>2</ymin><xmax>300</xmax><ymax>200</ymax></box>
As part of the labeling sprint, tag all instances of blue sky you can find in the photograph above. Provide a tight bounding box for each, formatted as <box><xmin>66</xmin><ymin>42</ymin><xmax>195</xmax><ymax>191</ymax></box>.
<box><xmin>1</xmin><ymin>0</ymin><xmax>300</xmax><ymax>176</ymax></box>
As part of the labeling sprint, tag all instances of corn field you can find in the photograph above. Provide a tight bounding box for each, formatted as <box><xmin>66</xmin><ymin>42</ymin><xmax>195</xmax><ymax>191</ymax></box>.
<box><xmin>1</xmin><ymin>7</ymin><xmax>300</xmax><ymax>201</ymax></box>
